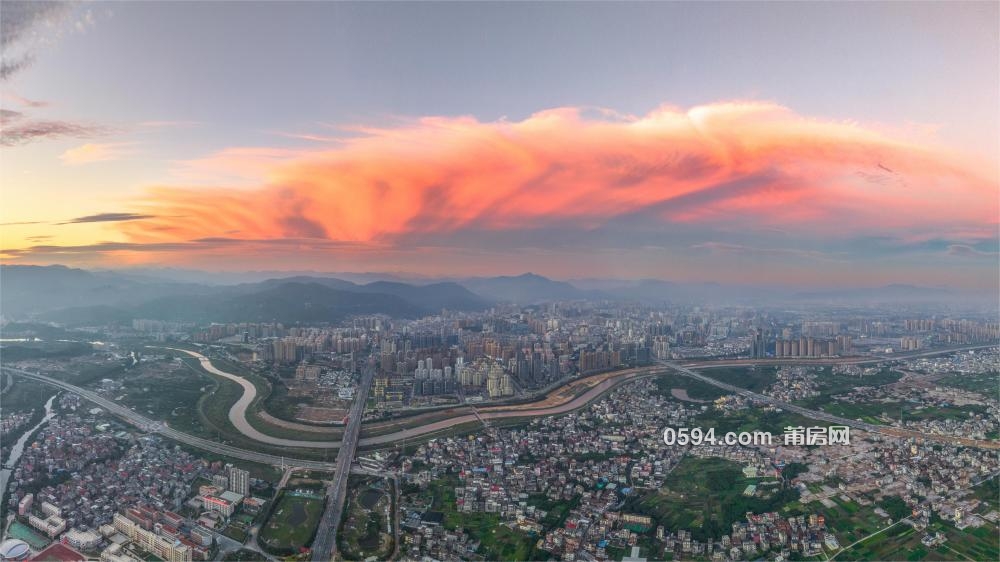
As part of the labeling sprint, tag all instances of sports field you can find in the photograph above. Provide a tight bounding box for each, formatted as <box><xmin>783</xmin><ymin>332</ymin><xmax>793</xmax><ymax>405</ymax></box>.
<box><xmin>259</xmin><ymin>490</ymin><xmax>325</xmax><ymax>553</ymax></box>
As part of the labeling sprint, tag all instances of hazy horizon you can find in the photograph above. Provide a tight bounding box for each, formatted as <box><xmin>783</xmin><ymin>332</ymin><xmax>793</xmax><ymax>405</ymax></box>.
<box><xmin>2</xmin><ymin>1</ymin><xmax>998</xmax><ymax>291</ymax></box>
<box><xmin>9</xmin><ymin>262</ymin><xmax>1000</xmax><ymax>298</ymax></box>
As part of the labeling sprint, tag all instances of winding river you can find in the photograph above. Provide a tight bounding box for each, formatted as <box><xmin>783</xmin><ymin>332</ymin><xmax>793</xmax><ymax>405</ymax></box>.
<box><xmin>162</xmin><ymin>345</ymin><xmax>999</xmax><ymax>450</ymax></box>
<box><xmin>167</xmin><ymin>348</ymin><xmax>645</xmax><ymax>449</ymax></box>
<box><xmin>167</xmin><ymin>348</ymin><xmax>328</xmax><ymax>447</ymax></box>
<box><xmin>1</xmin><ymin>395</ymin><xmax>56</xmax><ymax>498</ymax></box>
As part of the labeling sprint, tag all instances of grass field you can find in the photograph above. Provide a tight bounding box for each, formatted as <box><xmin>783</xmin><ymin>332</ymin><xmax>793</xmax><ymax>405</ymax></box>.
<box><xmin>936</xmin><ymin>371</ymin><xmax>999</xmax><ymax>397</ymax></box>
<box><xmin>796</xmin><ymin>397</ymin><xmax>987</xmax><ymax>425</ymax></box>
<box><xmin>791</xmin><ymin>367</ymin><xmax>988</xmax><ymax>425</ymax></box>
<box><xmin>971</xmin><ymin>477</ymin><xmax>999</xmax><ymax>512</ymax></box>
<box><xmin>0</xmin><ymin>340</ymin><xmax>92</xmax><ymax>362</ymax></box>
<box><xmin>261</xmin><ymin>378</ymin><xmax>316</xmax><ymax>421</ymax></box>
<box><xmin>812</xmin><ymin>496</ymin><xmax>892</xmax><ymax>545</ymax></box>
<box><xmin>259</xmin><ymin>490</ymin><xmax>326</xmax><ymax>554</ymax></box>
<box><xmin>338</xmin><ymin>476</ymin><xmax>394</xmax><ymax>561</ymax></box>
<box><xmin>652</xmin><ymin>372</ymin><xmax>728</xmax><ymax>401</ymax></box>
<box><xmin>832</xmin><ymin>519</ymin><xmax>999</xmax><ymax>562</ymax></box>
<box><xmin>833</xmin><ymin>520</ymin><xmax>918</xmax><ymax>561</ymax></box>
<box><xmin>813</xmin><ymin>368</ymin><xmax>903</xmax><ymax>394</ymax></box>
<box><xmin>170</xmin><ymin>355</ymin><xmax>339</xmax><ymax>461</ymax></box>
<box><xmin>1</xmin><ymin>377</ymin><xmax>54</xmax><ymax>415</ymax></box>
<box><xmin>689</xmin><ymin>404</ymin><xmax>827</xmax><ymax>438</ymax></box>
<box><xmin>624</xmin><ymin>456</ymin><xmax>797</xmax><ymax>542</ymax></box>
<box><xmin>118</xmin><ymin>359</ymin><xmax>209</xmax><ymax>421</ymax></box>
<box><xmin>697</xmin><ymin>365</ymin><xmax>779</xmax><ymax>393</ymax></box>
<box><xmin>528</xmin><ymin>493</ymin><xmax>581</xmax><ymax>528</ymax></box>
<box><xmin>942</xmin><ymin>523</ymin><xmax>999</xmax><ymax>561</ymax></box>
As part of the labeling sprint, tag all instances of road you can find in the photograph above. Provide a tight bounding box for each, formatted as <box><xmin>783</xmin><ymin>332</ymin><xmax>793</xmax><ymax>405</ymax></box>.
<box><xmin>163</xmin><ymin>344</ymin><xmax>999</xmax><ymax>450</ymax></box>
<box><xmin>827</xmin><ymin>518</ymin><xmax>908</xmax><ymax>561</ymax></box>
<box><xmin>1</xmin><ymin>366</ymin><xmax>342</xmax><ymax>470</ymax></box>
<box><xmin>678</xmin><ymin>344</ymin><xmax>995</xmax><ymax>369</ymax></box>
<box><xmin>3</xmin><ymin>343</ymin><xmax>996</xmax><ymax>474</ymax></box>
<box><xmin>311</xmin><ymin>360</ymin><xmax>375</xmax><ymax>561</ymax></box>
<box><xmin>359</xmin><ymin>370</ymin><xmax>651</xmax><ymax>445</ymax></box>
<box><xmin>161</xmin><ymin>344</ymin><xmax>998</xmax><ymax>445</ymax></box>
<box><xmin>662</xmin><ymin>361</ymin><xmax>1000</xmax><ymax>449</ymax></box>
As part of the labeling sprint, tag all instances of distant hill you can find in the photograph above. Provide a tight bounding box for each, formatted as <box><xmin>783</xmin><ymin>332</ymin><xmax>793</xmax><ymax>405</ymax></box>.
<box><xmin>242</xmin><ymin>275</ymin><xmax>360</xmax><ymax>292</ymax></box>
<box><xmin>34</xmin><ymin>282</ymin><xmax>430</xmax><ymax>325</ymax></box>
<box><xmin>137</xmin><ymin>282</ymin><xmax>428</xmax><ymax>323</ymax></box>
<box><xmin>3</xmin><ymin>265</ymin><xmax>984</xmax><ymax>324</ymax></box>
<box><xmin>459</xmin><ymin>273</ymin><xmax>601</xmax><ymax>303</ymax></box>
<box><xmin>240</xmin><ymin>277</ymin><xmax>490</xmax><ymax>312</ymax></box>
<box><xmin>1</xmin><ymin>265</ymin><xmax>216</xmax><ymax>316</ymax></box>
<box><xmin>353</xmin><ymin>281</ymin><xmax>491</xmax><ymax>312</ymax></box>
<box><xmin>2</xmin><ymin>266</ymin><xmax>488</xmax><ymax>325</ymax></box>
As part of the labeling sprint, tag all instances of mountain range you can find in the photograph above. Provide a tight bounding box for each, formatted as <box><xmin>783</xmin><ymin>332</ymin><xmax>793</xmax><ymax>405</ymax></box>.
<box><xmin>0</xmin><ymin>265</ymin><xmax>980</xmax><ymax>326</ymax></box>
<box><xmin>0</xmin><ymin>266</ymin><xmax>491</xmax><ymax>324</ymax></box>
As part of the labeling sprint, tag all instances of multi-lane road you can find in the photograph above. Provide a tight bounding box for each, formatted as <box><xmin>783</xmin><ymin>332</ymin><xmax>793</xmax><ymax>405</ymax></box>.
<box><xmin>1</xmin><ymin>366</ymin><xmax>342</xmax><ymax>470</ymax></box>
<box><xmin>4</xmin><ymin>343</ymin><xmax>996</xmax><ymax>562</ymax></box>
<box><xmin>310</xmin><ymin>360</ymin><xmax>375</xmax><ymax>562</ymax></box>
<box><xmin>155</xmin><ymin>344</ymin><xmax>1000</xmax><ymax>451</ymax></box>
<box><xmin>3</xmin><ymin>344</ymin><xmax>996</xmax><ymax>474</ymax></box>
<box><xmin>663</xmin><ymin>361</ymin><xmax>1000</xmax><ymax>450</ymax></box>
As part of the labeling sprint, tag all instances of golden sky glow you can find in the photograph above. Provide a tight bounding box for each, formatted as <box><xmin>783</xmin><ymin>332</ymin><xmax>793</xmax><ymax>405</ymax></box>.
<box><xmin>1</xmin><ymin>1</ymin><xmax>997</xmax><ymax>289</ymax></box>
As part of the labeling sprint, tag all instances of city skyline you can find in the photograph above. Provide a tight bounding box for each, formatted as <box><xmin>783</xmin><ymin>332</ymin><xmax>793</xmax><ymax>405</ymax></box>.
<box><xmin>1</xmin><ymin>1</ymin><xmax>998</xmax><ymax>292</ymax></box>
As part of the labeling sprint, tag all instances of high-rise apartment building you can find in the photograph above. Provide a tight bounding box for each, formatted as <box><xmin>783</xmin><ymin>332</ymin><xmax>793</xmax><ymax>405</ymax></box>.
<box><xmin>229</xmin><ymin>467</ymin><xmax>250</xmax><ymax>497</ymax></box>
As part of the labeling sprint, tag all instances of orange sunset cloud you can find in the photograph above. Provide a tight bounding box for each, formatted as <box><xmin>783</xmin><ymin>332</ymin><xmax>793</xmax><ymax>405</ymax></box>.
<box><xmin>117</xmin><ymin>101</ymin><xmax>995</xmax><ymax>252</ymax></box>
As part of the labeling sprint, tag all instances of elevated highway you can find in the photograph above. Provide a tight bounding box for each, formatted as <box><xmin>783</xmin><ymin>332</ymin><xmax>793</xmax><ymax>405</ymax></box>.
<box><xmin>311</xmin><ymin>361</ymin><xmax>375</xmax><ymax>561</ymax></box>
<box><xmin>2</xmin><ymin>366</ymin><xmax>341</xmax><ymax>470</ymax></box>
<box><xmin>3</xmin><ymin>343</ymin><xmax>996</xmax><ymax>473</ymax></box>
<box><xmin>662</xmin><ymin>361</ymin><xmax>1000</xmax><ymax>450</ymax></box>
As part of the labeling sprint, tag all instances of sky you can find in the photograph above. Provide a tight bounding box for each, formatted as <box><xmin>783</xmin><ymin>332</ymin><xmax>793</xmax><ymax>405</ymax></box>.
<box><xmin>1</xmin><ymin>1</ymin><xmax>997</xmax><ymax>291</ymax></box>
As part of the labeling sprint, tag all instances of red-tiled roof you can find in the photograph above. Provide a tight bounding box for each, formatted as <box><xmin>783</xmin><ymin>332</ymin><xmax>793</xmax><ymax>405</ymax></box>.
<box><xmin>29</xmin><ymin>543</ymin><xmax>86</xmax><ymax>562</ymax></box>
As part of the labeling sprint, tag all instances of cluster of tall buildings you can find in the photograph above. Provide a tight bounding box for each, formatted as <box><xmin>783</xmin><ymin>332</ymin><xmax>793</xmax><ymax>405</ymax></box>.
<box><xmin>578</xmin><ymin>346</ymin><xmax>623</xmax><ymax>373</ymax></box>
<box><xmin>485</xmin><ymin>362</ymin><xmax>516</xmax><ymax>398</ymax></box>
<box><xmin>131</xmin><ymin>319</ymin><xmax>195</xmax><ymax>333</ymax></box>
<box><xmin>258</xmin><ymin>331</ymin><xmax>368</xmax><ymax>363</ymax></box>
<box><xmin>412</xmin><ymin>357</ymin><xmax>458</xmax><ymax>396</ymax></box>
<box><xmin>417</xmin><ymin>357</ymin><xmax>516</xmax><ymax>398</ymax></box>
<box><xmin>651</xmin><ymin>335</ymin><xmax>671</xmax><ymax>359</ymax></box>
<box><xmin>774</xmin><ymin>335</ymin><xmax>852</xmax><ymax>358</ymax></box>
<box><xmin>935</xmin><ymin>318</ymin><xmax>1000</xmax><ymax>343</ymax></box>
<box><xmin>188</xmin><ymin>321</ymin><xmax>285</xmax><ymax>342</ymax></box>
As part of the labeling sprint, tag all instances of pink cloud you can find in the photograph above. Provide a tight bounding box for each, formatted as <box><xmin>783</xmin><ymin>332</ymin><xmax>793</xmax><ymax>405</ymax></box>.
<box><xmin>118</xmin><ymin>101</ymin><xmax>994</xmax><ymax>254</ymax></box>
